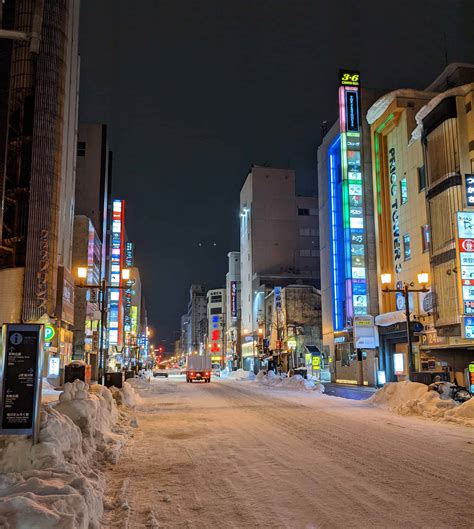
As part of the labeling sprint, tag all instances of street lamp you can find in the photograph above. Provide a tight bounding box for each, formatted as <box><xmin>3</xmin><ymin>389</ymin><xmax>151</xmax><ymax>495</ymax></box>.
<box><xmin>381</xmin><ymin>272</ymin><xmax>429</xmax><ymax>378</ymax></box>
<box><xmin>75</xmin><ymin>266</ymin><xmax>131</xmax><ymax>384</ymax></box>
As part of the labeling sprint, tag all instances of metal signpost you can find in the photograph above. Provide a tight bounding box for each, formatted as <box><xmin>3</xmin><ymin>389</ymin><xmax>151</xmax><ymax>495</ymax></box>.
<box><xmin>0</xmin><ymin>324</ymin><xmax>44</xmax><ymax>444</ymax></box>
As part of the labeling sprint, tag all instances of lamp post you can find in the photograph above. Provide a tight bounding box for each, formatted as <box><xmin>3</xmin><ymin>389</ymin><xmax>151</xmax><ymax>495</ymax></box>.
<box><xmin>76</xmin><ymin>266</ymin><xmax>130</xmax><ymax>385</ymax></box>
<box><xmin>380</xmin><ymin>272</ymin><xmax>429</xmax><ymax>378</ymax></box>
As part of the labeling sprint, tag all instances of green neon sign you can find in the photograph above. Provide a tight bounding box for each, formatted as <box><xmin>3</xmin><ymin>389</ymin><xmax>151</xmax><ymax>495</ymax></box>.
<box><xmin>45</xmin><ymin>324</ymin><xmax>55</xmax><ymax>342</ymax></box>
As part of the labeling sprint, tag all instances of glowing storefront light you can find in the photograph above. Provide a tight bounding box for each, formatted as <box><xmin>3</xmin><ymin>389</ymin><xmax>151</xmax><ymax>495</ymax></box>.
<box><xmin>108</xmin><ymin>199</ymin><xmax>125</xmax><ymax>345</ymax></box>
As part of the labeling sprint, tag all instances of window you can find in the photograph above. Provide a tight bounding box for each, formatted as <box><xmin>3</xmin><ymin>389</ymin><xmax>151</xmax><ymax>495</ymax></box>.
<box><xmin>418</xmin><ymin>165</ymin><xmax>426</xmax><ymax>191</ymax></box>
<box><xmin>77</xmin><ymin>141</ymin><xmax>86</xmax><ymax>156</ymax></box>
<box><xmin>299</xmin><ymin>228</ymin><xmax>310</xmax><ymax>236</ymax></box>
<box><xmin>300</xmin><ymin>249</ymin><xmax>310</xmax><ymax>257</ymax></box>
<box><xmin>400</xmin><ymin>178</ymin><xmax>408</xmax><ymax>204</ymax></box>
<box><xmin>210</xmin><ymin>307</ymin><xmax>221</xmax><ymax>315</ymax></box>
<box><xmin>298</xmin><ymin>208</ymin><xmax>309</xmax><ymax>216</ymax></box>
<box><xmin>421</xmin><ymin>225</ymin><xmax>430</xmax><ymax>252</ymax></box>
<box><xmin>210</xmin><ymin>295</ymin><xmax>222</xmax><ymax>303</ymax></box>
<box><xmin>403</xmin><ymin>234</ymin><xmax>411</xmax><ymax>260</ymax></box>
<box><xmin>309</xmin><ymin>208</ymin><xmax>318</xmax><ymax>216</ymax></box>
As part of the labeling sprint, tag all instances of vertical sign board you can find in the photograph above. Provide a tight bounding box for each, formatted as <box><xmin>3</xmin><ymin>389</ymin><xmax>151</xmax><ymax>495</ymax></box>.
<box><xmin>230</xmin><ymin>281</ymin><xmax>238</xmax><ymax>320</ymax></box>
<box><xmin>109</xmin><ymin>200</ymin><xmax>125</xmax><ymax>345</ymax></box>
<box><xmin>456</xmin><ymin>211</ymin><xmax>474</xmax><ymax>337</ymax></box>
<box><xmin>463</xmin><ymin>175</ymin><xmax>474</xmax><ymax>208</ymax></box>
<box><xmin>0</xmin><ymin>324</ymin><xmax>43</xmax><ymax>442</ymax></box>
<box><xmin>339</xmin><ymin>70</ymin><xmax>367</xmax><ymax>320</ymax></box>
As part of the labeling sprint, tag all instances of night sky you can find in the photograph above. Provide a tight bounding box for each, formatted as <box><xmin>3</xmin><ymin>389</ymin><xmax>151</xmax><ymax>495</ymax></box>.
<box><xmin>78</xmin><ymin>1</ymin><xmax>473</xmax><ymax>346</ymax></box>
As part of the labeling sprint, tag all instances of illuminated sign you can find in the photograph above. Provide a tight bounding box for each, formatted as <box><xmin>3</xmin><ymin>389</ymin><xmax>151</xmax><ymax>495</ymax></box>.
<box><xmin>125</xmin><ymin>241</ymin><xmax>134</xmax><ymax>267</ymax></box>
<box><xmin>108</xmin><ymin>200</ymin><xmax>124</xmax><ymax>345</ymax></box>
<box><xmin>389</xmin><ymin>147</ymin><xmax>401</xmax><ymax>273</ymax></box>
<box><xmin>44</xmin><ymin>324</ymin><xmax>55</xmax><ymax>342</ymax></box>
<box><xmin>464</xmin><ymin>175</ymin><xmax>474</xmax><ymax>207</ymax></box>
<box><xmin>131</xmin><ymin>306</ymin><xmax>138</xmax><ymax>334</ymax></box>
<box><xmin>457</xmin><ymin>212</ymin><xmax>474</xmax><ymax>328</ymax></box>
<box><xmin>339</xmin><ymin>70</ymin><xmax>367</xmax><ymax>319</ymax></box>
<box><xmin>339</xmin><ymin>70</ymin><xmax>360</xmax><ymax>87</ymax></box>
<box><xmin>230</xmin><ymin>281</ymin><xmax>238</xmax><ymax>320</ymax></box>
<box><xmin>274</xmin><ymin>287</ymin><xmax>282</xmax><ymax>310</ymax></box>
<box><xmin>48</xmin><ymin>356</ymin><xmax>60</xmax><ymax>377</ymax></box>
<box><xmin>209</xmin><ymin>315</ymin><xmax>221</xmax><ymax>354</ymax></box>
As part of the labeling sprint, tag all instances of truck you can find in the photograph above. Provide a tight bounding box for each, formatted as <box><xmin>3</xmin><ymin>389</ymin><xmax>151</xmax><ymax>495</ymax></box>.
<box><xmin>186</xmin><ymin>354</ymin><xmax>212</xmax><ymax>383</ymax></box>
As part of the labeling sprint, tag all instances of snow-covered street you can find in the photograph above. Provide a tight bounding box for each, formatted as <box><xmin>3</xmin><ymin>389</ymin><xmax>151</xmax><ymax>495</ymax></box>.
<box><xmin>101</xmin><ymin>377</ymin><xmax>473</xmax><ymax>529</ymax></box>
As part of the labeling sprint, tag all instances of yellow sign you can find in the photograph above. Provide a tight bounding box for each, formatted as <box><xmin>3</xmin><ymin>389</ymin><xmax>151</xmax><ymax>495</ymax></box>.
<box><xmin>312</xmin><ymin>355</ymin><xmax>321</xmax><ymax>370</ymax></box>
<box><xmin>469</xmin><ymin>363</ymin><xmax>474</xmax><ymax>373</ymax></box>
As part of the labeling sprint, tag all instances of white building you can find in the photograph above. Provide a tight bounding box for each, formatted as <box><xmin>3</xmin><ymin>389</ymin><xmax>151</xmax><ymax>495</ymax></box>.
<box><xmin>239</xmin><ymin>166</ymin><xmax>319</xmax><ymax>371</ymax></box>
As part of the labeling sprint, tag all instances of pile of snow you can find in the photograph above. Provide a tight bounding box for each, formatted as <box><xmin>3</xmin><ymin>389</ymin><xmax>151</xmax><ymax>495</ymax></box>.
<box><xmin>41</xmin><ymin>377</ymin><xmax>61</xmax><ymax>404</ymax></box>
<box><xmin>221</xmin><ymin>368</ymin><xmax>256</xmax><ymax>380</ymax></box>
<box><xmin>0</xmin><ymin>379</ymin><xmax>135</xmax><ymax>528</ymax></box>
<box><xmin>255</xmin><ymin>371</ymin><xmax>325</xmax><ymax>393</ymax></box>
<box><xmin>368</xmin><ymin>381</ymin><xmax>474</xmax><ymax>426</ymax></box>
<box><xmin>111</xmin><ymin>381</ymin><xmax>144</xmax><ymax>408</ymax></box>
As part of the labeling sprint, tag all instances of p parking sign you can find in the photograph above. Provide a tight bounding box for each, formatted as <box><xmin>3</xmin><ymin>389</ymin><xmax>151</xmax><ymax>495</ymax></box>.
<box><xmin>44</xmin><ymin>324</ymin><xmax>55</xmax><ymax>342</ymax></box>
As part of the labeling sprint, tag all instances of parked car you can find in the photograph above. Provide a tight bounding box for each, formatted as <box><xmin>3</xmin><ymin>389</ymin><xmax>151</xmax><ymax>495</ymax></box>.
<box><xmin>153</xmin><ymin>366</ymin><xmax>169</xmax><ymax>378</ymax></box>
<box><xmin>211</xmin><ymin>363</ymin><xmax>221</xmax><ymax>377</ymax></box>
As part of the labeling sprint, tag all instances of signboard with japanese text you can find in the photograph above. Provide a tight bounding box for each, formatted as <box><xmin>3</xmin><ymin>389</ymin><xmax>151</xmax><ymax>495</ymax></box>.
<box><xmin>456</xmin><ymin>212</ymin><xmax>474</xmax><ymax>328</ymax></box>
<box><xmin>354</xmin><ymin>315</ymin><xmax>378</xmax><ymax>348</ymax></box>
<box><xmin>464</xmin><ymin>175</ymin><xmax>474</xmax><ymax>208</ymax></box>
<box><xmin>0</xmin><ymin>324</ymin><xmax>43</xmax><ymax>440</ymax></box>
<box><xmin>230</xmin><ymin>281</ymin><xmax>238</xmax><ymax>320</ymax></box>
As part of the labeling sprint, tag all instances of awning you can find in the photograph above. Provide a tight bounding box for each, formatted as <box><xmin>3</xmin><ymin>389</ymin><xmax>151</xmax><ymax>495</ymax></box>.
<box><xmin>304</xmin><ymin>345</ymin><xmax>321</xmax><ymax>354</ymax></box>
<box><xmin>375</xmin><ymin>311</ymin><xmax>415</xmax><ymax>327</ymax></box>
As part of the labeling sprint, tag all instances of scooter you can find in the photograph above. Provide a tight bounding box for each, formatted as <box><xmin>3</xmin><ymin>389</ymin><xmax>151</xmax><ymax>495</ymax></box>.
<box><xmin>428</xmin><ymin>379</ymin><xmax>472</xmax><ymax>403</ymax></box>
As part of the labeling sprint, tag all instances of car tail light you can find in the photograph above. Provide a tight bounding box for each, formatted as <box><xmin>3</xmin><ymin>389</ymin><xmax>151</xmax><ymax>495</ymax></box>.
<box><xmin>190</xmin><ymin>372</ymin><xmax>194</xmax><ymax>376</ymax></box>
<box><xmin>205</xmin><ymin>372</ymin><xmax>209</xmax><ymax>376</ymax></box>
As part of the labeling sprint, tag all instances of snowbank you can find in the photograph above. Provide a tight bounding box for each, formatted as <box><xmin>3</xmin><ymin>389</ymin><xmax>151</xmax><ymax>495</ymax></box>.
<box><xmin>368</xmin><ymin>381</ymin><xmax>474</xmax><ymax>426</ymax></box>
<box><xmin>221</xmin><ymin>368</ymin><xmax>256</xmax><ymax>381</ymax></box>
<box><xmin>255</xmin><ymin>371</ymin><xmax>325</xmax><ymax>393</ymax></box>
<box><xmin>0</xmin><ymin>379</ymin><xmax>136</xmax><ymax>528</ymax></box>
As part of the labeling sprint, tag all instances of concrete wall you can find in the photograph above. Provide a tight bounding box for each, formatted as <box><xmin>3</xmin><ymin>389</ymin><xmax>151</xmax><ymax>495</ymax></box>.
<box><xmin>0</xmin><ymin>268</ymin><xmax>24</xmax><ymax>325</ymax></box>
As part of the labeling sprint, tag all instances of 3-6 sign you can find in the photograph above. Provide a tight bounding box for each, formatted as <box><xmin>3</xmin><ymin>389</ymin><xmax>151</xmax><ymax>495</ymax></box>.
<box><xmin>340</xmin><ymin>69</ymin><xmax>360</xmax><ymax>87</ymax></box>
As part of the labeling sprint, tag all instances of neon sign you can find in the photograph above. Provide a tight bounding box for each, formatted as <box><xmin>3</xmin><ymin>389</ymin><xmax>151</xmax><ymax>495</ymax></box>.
<box><xmin>210</xmin><ymin>315</ymin><xmax>221</xmax><ymax>353</ymax></box>
<box><xmin>339</xmin><ymin>69</ymin><xmax>367</xmax><ymax>319</ymax></box>
<box><xmin>108</xmin><ymin>200</ymin><xmax>124</xmax><ymax>345</ymax></box>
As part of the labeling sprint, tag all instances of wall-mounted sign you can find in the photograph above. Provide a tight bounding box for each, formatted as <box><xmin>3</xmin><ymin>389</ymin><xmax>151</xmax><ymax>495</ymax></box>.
<box><xmin>124</xmin><ymin>241</ymin><xmax>134</xmax><ymax>267</ymax></box>
<box><xmin>44</xmin><ymin>324</ymin><xmax>55</xmax><ymax>342</ymax></box>
<box><xmin>274</xmin><ymin>287</ymin><xmax>282</xmax><ymax>310</ymax></box>
<box><xmin>456</xmin><ymin>211</ymin><xmax>474</xmax><ymax>318</ymax></box>
<box><xmin>230</xmin><ymin>281</ymin><xmax>238</xmax><ymax>320</ymax></box>
<box><xmin>109</xmin><ymin>200</ymin><xmax>125</xmax><ymax>345</ymax></box>
<box><xmin>339</xmin><ymin>70</ymin><xmax>360</xmax><ymax>87</ymax></box>
<box><xmin>464</xmin><ymin>175</ymin><xmax>474</xmax><ymax>207</ymax></box>
<box><xmin>0</xmin><ymin>324</ymin><xmax>44</xmax><ymax>442</ymax></box>
<box><xmin>339</xmin><ymin>69</ymin><xmax>367</xmax><ymax>319</ymax></box>
<box><xmin>48</xmin><ymin>356</ymin><xmax>60</xmax><ymax>377</ymax></box>
<box><xmin>312</xmin><ymin>354</ymin><xmax>321</xmax><ymax>370</ymax></box>
<box><xmin>354</xmin><ymin>315</ymin><xmax>378</xmax><ymax>348</ymax></box>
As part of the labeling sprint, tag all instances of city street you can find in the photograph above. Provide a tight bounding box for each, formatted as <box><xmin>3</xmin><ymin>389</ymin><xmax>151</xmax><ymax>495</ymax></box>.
<box><xmin>101</xmin><ymin>378</ymin><xmax>473</xmax><ymax>529</ymax></box>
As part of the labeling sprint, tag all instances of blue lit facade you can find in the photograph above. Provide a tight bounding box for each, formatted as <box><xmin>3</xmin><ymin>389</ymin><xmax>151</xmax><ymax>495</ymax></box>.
<box><xmin>328</xmin><ymin>136</ymin><xmax>345</xmax><ymax>331</ymax></box>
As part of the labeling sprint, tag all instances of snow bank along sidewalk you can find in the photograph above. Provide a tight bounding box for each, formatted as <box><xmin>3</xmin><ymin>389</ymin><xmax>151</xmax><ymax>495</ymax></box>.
<box><xmin>368</xmin><ymin>380</ymin><xmax>474</xmax><ymax>427</ymax></box>
<box><xmin>0</xmin><ymin>379</ymin><xmax>140</xmax><ymax>529</ymax></box>
<box><xmin>221</xmin><ymin>368</ymin><xmax>326</xmax><ymax>393</ymax></box>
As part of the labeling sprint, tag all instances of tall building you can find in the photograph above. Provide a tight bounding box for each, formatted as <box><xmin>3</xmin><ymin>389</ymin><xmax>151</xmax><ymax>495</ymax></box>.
<box><xmin>71</xmin><ymin>216</ymin><xmax>101</xmax><ymax>378</ymax></box>
<box><xmin>239</xmin><ymin>166</ymin><xmax>320</xmax><ymax>371</ymax></box>
<box><xmin>317</xmin><ymin>73</ymin><xmax>384</xmax><ymax>386</ymax></box>
<box><xmin>187</xmin><ymin>284</ymin><xmax>207</xmax><ymax>353</ymax></box>
<box><xmin>75</xmin><ymin>122</ymin><xmax>112</xmax><ymax>273</ymax></box>
<box><xmin>368</xmin><ymin>63</ymin><xmax>474</xmax><ymax>384</ymax></box>
<box><xmin>0</xmin><ymin>0</ymin><xmax>80</xmax><ymax>374</ymax></box>
<box><xmin>206</xmin><ymin>288</ymin><xmax>226</xmax><ymax>365</ymax></box>
<box><xmin>225</xmin><ymin>251</ymin><xmax>241</xmax><ymax>368</ymax></box>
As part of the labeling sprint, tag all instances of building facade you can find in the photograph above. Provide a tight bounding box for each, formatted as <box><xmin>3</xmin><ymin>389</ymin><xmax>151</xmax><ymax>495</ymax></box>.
<box><xmin>0</xmin><ymin>0</ymin><xmax>80</xmax><ymax>377</ymax></box>
<box><xmin>318</xmin><ymin>73</ymin><xmax>382</xmax><ymax>386</ymax></box>
<box><xmin>367</xmin><ymin>63</ymin><xmax>474</xmax><ymax>385</ymax></box>
<box><xmin>240</xmin><ymin>166</ymin><xmax>320</xmax><ymax>371</ymax></box>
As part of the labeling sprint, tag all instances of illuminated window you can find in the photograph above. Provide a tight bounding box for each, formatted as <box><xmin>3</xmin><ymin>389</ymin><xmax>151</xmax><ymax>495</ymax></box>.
<box><xmin>403</xmin><ymin>234</ymin><xmax>411</xmax><ymax>260</ymax></box>
<box><xmin>400</xmin><ymin>178</ymin><xmax>408</xmax><ymax>204</ymax></box>
<box><xmin>421</xmin><ymin>225</ymin><xmax>430</xmax><ymax>252</ymax></box>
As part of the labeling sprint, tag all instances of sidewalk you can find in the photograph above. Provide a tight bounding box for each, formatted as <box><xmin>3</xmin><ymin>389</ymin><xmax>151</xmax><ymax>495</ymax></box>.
<box><xmin>322</xmin><ymin>382</ymin><xmax>377</xmax><ymax>401</ymax></box>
